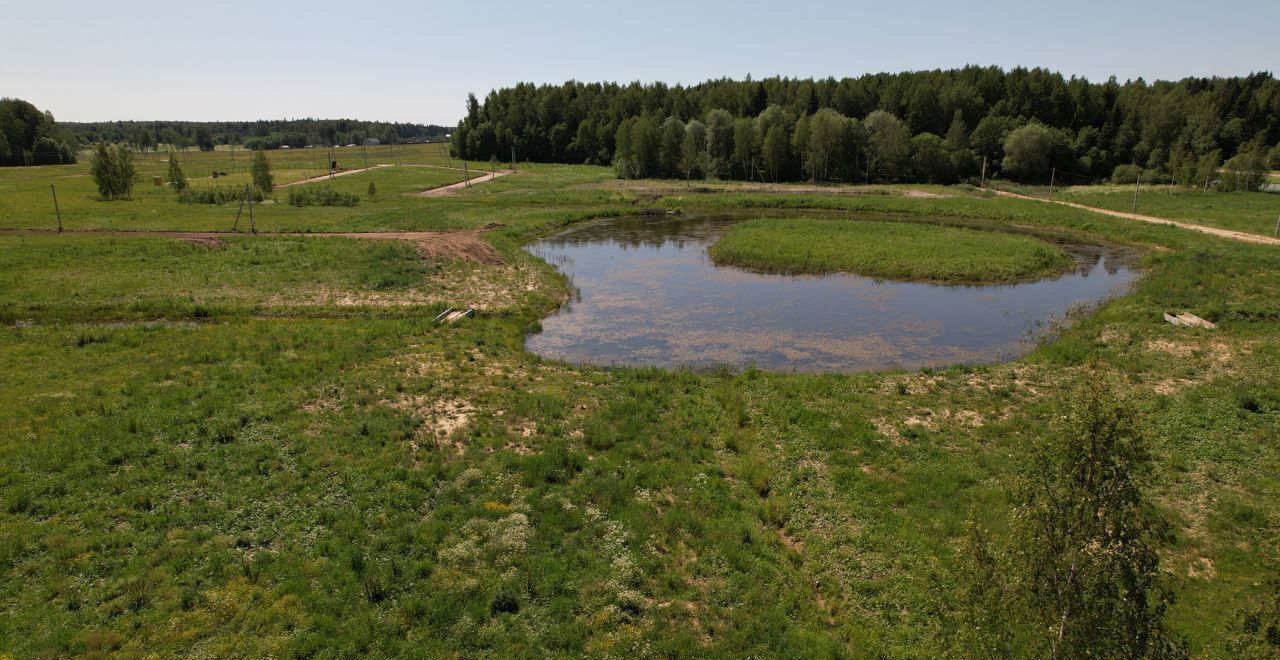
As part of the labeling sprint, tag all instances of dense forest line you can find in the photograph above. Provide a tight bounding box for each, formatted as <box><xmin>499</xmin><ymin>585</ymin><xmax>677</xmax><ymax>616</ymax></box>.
<box><xmin>64</xmin><ymin>118</ymin><xmax>451</xmax><ymax>153</ymax></box>
<box><xmin>1</xmin><ymin>97</ymin><xmax>452</xmax><ymax>166</ymax></box>
<box><xmin>0</xmin><ymin>98</ymin><xmax>78</xmax><ymax>165</ymax></box>
<box><xmin>451</xmin><ymin>67</ymin><xmax>1280</xmax><ymax>188</ymax></box>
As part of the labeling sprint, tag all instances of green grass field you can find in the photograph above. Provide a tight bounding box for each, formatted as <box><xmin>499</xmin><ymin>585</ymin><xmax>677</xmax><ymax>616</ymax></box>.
<box><xmin>1057</xmin><ymin>185</ymin><xmax>1280</xmax><ymax>237</ymax></box>
<box><xmin>708</xmin><ymin>217</ymin><xmax>1073</xmax><ymax>282</ymax></box>
<box><xmin>1</xmin><ymin>166</ymin><xmax>1277</xmax><ymax>656</ymax></box>
<box><xmin>0</xmin><ymin>159</ymin><xmax>512</xmax><ymax>233</ymax></box>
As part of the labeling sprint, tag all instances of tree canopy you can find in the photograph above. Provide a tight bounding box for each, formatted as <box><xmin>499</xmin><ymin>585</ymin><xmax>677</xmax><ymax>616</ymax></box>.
<box><xmin>450</xmin><ymin>68</ymin><xmax>1280</xmax><ymax>185</ymax></box>
<box><xmin>62</xmin><ymin>118</ymin><xmax>451</xmax><ymax>153</ymax></box>
<box><xmin>0</xmin><ymin>98</ymin><xmax>77</xmax><ymax>166</ymax></box>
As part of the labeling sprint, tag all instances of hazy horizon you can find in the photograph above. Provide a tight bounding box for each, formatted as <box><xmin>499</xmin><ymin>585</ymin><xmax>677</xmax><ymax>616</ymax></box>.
<box><xmin>5</xmin><ymin>0</ymin><xmax>1278</xmax><ymax>125</ymax></box>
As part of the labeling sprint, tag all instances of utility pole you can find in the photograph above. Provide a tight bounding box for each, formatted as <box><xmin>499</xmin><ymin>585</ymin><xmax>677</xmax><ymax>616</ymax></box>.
<box><xmin>50</xmin><ymin>184</ymin><xmax>62</xmax><ymax>232</ymax></box>
<box><xmin>1274</xmin><ymin>211</ymin><xmax>1279</xmax><ymax>238</ymax></box>
<box><xmin>980</xmin><ymin>156</ymin><xmax>988</xmax><ymax>188</ymax></box>
<box><xmin>1131</xmin><ymin>173</ymin><xmax>1141</xmax><ymax>214</ymax></box>
<box><xmin>511</xmin><ymin>145</ymin><xmax>517</xmax><ymax>173</ymax></box>
<box><xmin>1048</xmin><ymin>166</ymin><xmax>1055</xmax><ymax>200</ymax></box>
<box><xmin>362</xmin><ymin>143</ymin><xmax>369</xmax><ymax>171</ymax></box>
<box><xmin>463</xmin><ymin>160</ymin><xmax>470</xmax><ymax>188</ymax></box>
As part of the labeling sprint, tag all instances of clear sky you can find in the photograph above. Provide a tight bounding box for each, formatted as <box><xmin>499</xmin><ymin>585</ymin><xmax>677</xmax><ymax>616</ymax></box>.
<box><xmin>3</xmin><ymin>0</ymin><xmax>1277</xmax><ymax>125</ymax></box>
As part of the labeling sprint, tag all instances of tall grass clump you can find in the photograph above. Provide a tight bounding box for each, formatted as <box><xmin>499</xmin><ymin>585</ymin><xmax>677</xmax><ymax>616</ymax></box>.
<box><xmin>179</xmin><ymin>185</ymin><xmax>264</xmax><ymax>205</ymax></box>
<box><xmin>287</xmin><ymin>185</ymin><xmax>360</xmax><ymax>207</ymax></box>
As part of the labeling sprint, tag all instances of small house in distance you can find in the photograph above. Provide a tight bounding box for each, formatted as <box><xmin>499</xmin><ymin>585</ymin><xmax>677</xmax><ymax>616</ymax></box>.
<box><xmin>362</xmin><ymin>138</ymin><xmax>381</xmax><ymax>146</ymax></box>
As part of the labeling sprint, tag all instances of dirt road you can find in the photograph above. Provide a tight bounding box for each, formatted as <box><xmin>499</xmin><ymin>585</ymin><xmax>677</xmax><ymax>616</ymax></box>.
<box><xmin>274</xmin><ymin>165</ymin><xmax>393</xmax><ymax>188</ymax></box>
<box><xmin>417</xmin><ymin>170</ymin><xmax>513</xmax><ymax>197</ymax></box>
<box><xmin>991</xmin><ymin>189</ymin><xmax>1280</xmax><ymax>246</ymax></box>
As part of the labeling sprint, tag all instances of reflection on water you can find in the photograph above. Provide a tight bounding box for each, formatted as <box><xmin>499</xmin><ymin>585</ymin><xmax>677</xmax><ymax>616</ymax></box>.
<box><xmin>525</xmin><ymin>214</ymin><xmax>1141</xmax><ymax>373</ymax></box>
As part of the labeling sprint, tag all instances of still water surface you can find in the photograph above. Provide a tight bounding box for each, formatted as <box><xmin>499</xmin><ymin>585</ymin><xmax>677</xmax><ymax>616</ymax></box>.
<box><xmin>525</xmin><ymin>214</ymin><xmax>1140</xmax><ymax>373</ymax></box>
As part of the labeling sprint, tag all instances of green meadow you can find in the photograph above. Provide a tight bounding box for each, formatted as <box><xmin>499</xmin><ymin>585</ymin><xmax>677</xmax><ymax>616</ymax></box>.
<box><xmin>0</xmin><ymin>161</ymin><xmax>1278</xmax><ymax>656</ymax></box>
<box><xmin>708</xmin><ymin>217</ymin><xmax>1073</xmax><ymax>282</ymax></box>
<box><xmin>1059</xmin><ymin>185</ymin><xmax>1280</xmax><ymax>237</ymax></box>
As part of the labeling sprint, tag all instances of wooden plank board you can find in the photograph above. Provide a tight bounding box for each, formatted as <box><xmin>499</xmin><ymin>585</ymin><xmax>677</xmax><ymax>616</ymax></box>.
<box><xmin>440</xmin><ymin>308</ymin><xmax>475</xmax><ymax>324</ymax></box>
<box><xmin>1164</xmin><ymin>311</ymin><xmax>1217</xmax><ymax>329</ymax></box>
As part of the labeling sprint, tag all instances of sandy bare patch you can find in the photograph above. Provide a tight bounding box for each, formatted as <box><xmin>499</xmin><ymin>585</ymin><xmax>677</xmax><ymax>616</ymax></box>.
<box><xmin>1145</xmin><ymin>338</ymin><xmax>1244</xmax><ymax>369</ymax></box>
<box><xmin>301</xmin><ymin>392</ymin><xmax>343</xmax><ymax>415</ymax></box>
<box><xmin>1099</xmin><ymin>328</ymin><xmax>1130</xmax><ymax>345</ymax></box>
<box><xmin>1187</xmin><ymin>556</ymin><xmax>1217</xmax><ymax>580</ymax></box>
<box><xmin>266</xmin><ymin>260</ymin><xmax>543</xmax><ymax>311</ymax></box>
<box><xmin>1146</xmin><ymin>339</ymin><xmax>1197</xmax><ymax>359</ymax></box>
<box><xmin>178</xmin><ymin>236</ymin><xmax>226</xmax><ymax>248</ymax></box>
<box><xmin>871</xmin><ymin>417</ymin><xmax>900</xmax><ymax>442</ymax></box>
<box><xmin>941</xmin><ymin>408</ymin><xmax>986</xmax><ymax>427</ymax></box>
<box><xmin>777</xmin><ymin>527</ymin><xmax>805</xmax><ymax>554</ymax></box>
<box><xmin>308</xmin><ymin>231</ymin><xmax>503</xmax><ymax>265</ymax></box>
<box><xmin>390</xmin><ymin>395</ymin><xmax>474</xmax><ymax>450</ymax></box>
<box><xmin>1150</xmin><ymin>378</ymin><xmax>1198</xmax><ymax>396</ymax></box>
<box><xmin>902</xmin><ymin>189</ymin><xmax>951</xmax><ymax>199</ymax></box>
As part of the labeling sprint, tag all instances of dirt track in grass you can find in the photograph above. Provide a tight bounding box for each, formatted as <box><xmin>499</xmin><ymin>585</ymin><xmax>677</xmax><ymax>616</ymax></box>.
<box><xmin>991</xmin><ymin>188</ymin><xmax>1280</xmax><ymax>246</ymax></box>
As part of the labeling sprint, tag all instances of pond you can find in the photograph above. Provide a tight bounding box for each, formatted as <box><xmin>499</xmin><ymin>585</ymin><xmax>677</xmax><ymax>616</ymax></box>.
<box><xmin>524</xmin><ymin>214</ymin><xmax>1141</xmax><ymax>373</ymax></box>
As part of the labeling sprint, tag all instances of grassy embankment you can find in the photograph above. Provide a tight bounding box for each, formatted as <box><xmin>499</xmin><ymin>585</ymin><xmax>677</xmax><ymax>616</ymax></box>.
<box><xmin>0</xmin><ymin>165</ymin><xmax>1277</xmax><ymax>656</ymax></box>
<box><xmin>708</xmin><ymin>217</ymin><xmax>1073</xmax><ymax>283</ymax></box>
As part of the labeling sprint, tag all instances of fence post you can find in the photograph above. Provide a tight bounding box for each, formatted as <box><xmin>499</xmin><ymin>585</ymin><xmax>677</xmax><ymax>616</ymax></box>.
<box><xmin>247</xmin><ymin>186</ymin><xmax>256</xmax><ymax>234</ymax></box>
<box><xmin>233</xmin><ymin>185</ymin><xmax>247</xmax><ymax>232</ymax></box>
<box><xmin>50</xmin><ymin>184</ymin><xmax>62</xmax><ymax>232</ymax></box>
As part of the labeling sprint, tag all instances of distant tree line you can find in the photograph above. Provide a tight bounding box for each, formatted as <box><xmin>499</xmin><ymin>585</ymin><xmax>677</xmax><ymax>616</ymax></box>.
<box><xmin>450</xmin><ymin>67</ymin><xmax>1280</xmax><ymax>188</ymax></box>
<box><xmin>63</xmin><ymin>118</ymin><xmax>452</xmax><ymax>153</ymax></box>
<box><xmin>0</xmin><ymin>98</ymin><xmax>78</xmax><ymax>166</ymax></box>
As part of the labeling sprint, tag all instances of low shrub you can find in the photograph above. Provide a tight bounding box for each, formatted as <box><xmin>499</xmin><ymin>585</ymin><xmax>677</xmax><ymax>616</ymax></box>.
<box><xmin>287</xmin><ymin>185</ymin><xmax>360</xmax><ymax>207</ymax></box>
<box><xmin>179</xmin><ymin>185</ymin><xmax>265</xmax><ymax>205</ymax></box>
<box><xmin>1111</xmin><ymin>164</ymin><xmax>1143</xmax><ymax>184</ymax></box>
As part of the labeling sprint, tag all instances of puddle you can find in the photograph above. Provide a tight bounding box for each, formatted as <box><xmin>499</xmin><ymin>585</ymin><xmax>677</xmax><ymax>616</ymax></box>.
<box><xmin>525</xmin><ymin>214</ymin><xmax>1140</xmax><ymax>373</ymax></box>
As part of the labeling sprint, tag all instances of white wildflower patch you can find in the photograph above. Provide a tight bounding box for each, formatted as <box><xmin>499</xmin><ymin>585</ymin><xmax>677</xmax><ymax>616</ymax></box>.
<box><xmin>590</xmin><ymin>513</ymin><xmax>646</xmax><ymax>614</ymax></box>
<box><xmin>437</xmin><ymin>512</ymin><xmax>533</xmax><ymax>572</ymax></box>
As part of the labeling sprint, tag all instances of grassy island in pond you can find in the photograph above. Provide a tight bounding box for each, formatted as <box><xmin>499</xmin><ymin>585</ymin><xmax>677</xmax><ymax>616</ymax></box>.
<box><xmin>708</xmin><ymin>218</ymin><xmax>1075</xmax><ymax>283</ymax></box>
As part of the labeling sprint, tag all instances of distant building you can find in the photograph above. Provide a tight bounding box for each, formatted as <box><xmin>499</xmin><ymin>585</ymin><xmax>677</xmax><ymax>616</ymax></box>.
<box><xmin>362</xmin><ymin>138</ymin><xmax>381</xmax><ymax>146</ymax></box>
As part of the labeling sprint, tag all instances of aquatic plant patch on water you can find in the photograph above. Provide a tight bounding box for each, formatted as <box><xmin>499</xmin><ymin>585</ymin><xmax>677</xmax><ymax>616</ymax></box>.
<box><xmin>708</xmin><ymin>218</ymin><xmax>1074</xmax><ymax>283</ymax></box>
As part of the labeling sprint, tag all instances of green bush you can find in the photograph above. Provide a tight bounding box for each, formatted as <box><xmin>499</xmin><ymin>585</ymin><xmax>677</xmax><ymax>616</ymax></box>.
<box><xmin>251</xmin><ymin>150</ymin><xmax>273</xmax><ymax>193</ymax></box>
<box><xmin>89</xmin><ymin>143</ymin><xmax>136</xmax><ymax>200</ymax></box>
<box><xmin>287</xmin><ymin>185</ymin><xmax>360</xmax><ymax>207</ymax></box>
<box><xmin>1111</xmin><ymin>163</ymin><xmax>1143</xmax><ymax>184</ymax></box>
